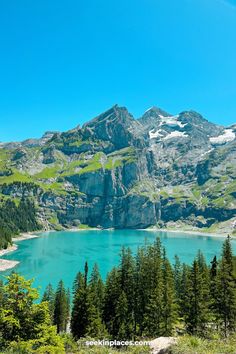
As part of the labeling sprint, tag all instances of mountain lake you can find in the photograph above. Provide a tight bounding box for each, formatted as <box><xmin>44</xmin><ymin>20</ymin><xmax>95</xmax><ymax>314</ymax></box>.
<box><xmin>1</xmin><ymin>229</ymin><xmax>236</xmax><ymax>297</ymax></box>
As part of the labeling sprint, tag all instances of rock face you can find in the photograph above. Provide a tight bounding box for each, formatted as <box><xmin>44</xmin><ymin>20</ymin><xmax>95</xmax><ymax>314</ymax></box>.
<box><xmin>0</xmin><ymin>105</ymin><xmax>236</xmax><ymax>233</ymax></box>
<box><xmin>83</xmin><ymin>105</ymin><xmax>146</xmax><ymax>150</ymax></box>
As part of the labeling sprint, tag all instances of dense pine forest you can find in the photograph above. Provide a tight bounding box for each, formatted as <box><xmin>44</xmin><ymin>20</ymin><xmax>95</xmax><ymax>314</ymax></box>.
<box><xmin>0</xmin><ymin>198</ymin><xmax>40</xmax><ymax>249</ymax></box>
<box><xmin>1</xmin><ymin>236</ymin><xmax>236</xmax><ymax>353</ymax></box>
<box><xmin>48</xmin><ymin>236</ymin><xmax>236</xmax><ymax>340</ymax></box>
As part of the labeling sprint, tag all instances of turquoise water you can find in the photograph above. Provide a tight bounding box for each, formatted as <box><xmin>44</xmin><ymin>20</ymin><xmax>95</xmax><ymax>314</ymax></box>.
<box><xmin>1</xmin><ymin>230</ymin><xmax>235</xmax><ymax>297</ymax></box>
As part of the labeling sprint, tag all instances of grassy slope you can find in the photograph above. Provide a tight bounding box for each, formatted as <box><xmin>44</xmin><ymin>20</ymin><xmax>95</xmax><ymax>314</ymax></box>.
<box><xmin>0</xmin><ymin>147</ymin><xmax>136</xmax><ymax>193</ymax></box>
<box><xmin>171</xmin><ymin>335</ymin><xmax>236</xmax><ymax>354</ymax></box>
<box><xmin>0</xmin><ymin>142</ymin><xmax>235</xmax><ymax>233</ymax></box>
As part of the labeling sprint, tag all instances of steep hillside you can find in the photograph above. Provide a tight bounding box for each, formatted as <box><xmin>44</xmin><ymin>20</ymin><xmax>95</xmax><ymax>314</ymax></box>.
<box><xmin>0</xmin><ymin>105</ymin><xmax>235</xmax><ymax>234</ymax></box>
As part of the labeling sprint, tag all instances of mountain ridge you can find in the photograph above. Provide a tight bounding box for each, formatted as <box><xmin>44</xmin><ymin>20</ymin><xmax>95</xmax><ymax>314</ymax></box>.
<box><xmin>1</xmin><ymin>104</ymin><xmax>235</xmax><ymax>146</ymax></box>
<box><xmin>0</xmin><ymin>105</ymin><xmax>235</xmax><ymax>234</ymax></box>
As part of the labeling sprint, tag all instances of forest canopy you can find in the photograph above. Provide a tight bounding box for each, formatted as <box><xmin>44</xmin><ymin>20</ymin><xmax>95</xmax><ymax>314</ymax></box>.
<box><xmin>0</xmin><ymin>198</ymin><xmax>40</xmax><ymax>249</ymax></box>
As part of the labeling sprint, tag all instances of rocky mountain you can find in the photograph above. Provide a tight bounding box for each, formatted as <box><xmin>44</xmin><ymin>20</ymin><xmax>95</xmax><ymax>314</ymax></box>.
<box><xmin>0</xmin><ymin>105</ymin><xmax>235</xmax><ymax>234</ymax></box>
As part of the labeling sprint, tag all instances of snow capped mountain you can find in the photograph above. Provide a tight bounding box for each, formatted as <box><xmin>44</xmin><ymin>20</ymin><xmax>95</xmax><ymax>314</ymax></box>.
<box><xmin>0</xmin><ymin>104</ymin><xmax>235</xmax><ymax>232</ymax></box>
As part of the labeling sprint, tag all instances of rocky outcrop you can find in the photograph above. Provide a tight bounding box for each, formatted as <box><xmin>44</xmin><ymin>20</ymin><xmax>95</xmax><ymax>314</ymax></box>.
<box><xmin>150</xmin><ymin>337</ymin><xmax>177</xmax><ymax>354</ymax></box>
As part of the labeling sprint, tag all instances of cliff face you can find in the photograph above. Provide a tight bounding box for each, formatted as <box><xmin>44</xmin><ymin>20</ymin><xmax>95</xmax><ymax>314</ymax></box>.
<box><xmin>0</xmin><ymin>105</ymin><xmax>236</xmax><ymax>233</ymax></box>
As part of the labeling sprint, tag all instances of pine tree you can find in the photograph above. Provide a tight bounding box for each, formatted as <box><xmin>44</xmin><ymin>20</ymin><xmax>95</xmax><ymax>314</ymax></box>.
<box><xmin>173</xmin><ymin>255</ymin><xmax>182</xmax><ymax>300</ymax></box>
<box><xmin>103</xmin><ymin>268</ymin><xmax>121</xmax><ymax>336</ymax></box>
<box><xmin>144</xmin><ymin>238</ymin><xmax>164</xmax><ymax>336</ymax></box>
<box><xmin>71</xmin><ymin>263</ymin><xmax>107</xmax><ymax>339</ymax></box>
<box><xmin>86</xmin><ymin>264</ymin><xmax>107</xmax><ymax>338</ymax></box>
<box><xmin>89</xmin><ymin>263</ymin><xmax>104</xmax><ymax>313</ymax></box>
<box><xmin>143</xmin><ymin>285</ymin><xmax>163</xmax><ymax>337</ymax></box>
<box><xmin>151</xmin><ymin>238</ymin><xmax>163</xmax><ymax>290</ymax></box>
<box><xmin>134</xmin><ymin>247</ymin><xmax>149</xmax><ymax>336</ymax></box>
<box><xmin>66</xmin><ymin>288</ymin><xmax>70</xmax><ymax>331</ymax></box>
<box><xmin>53</xmin><ymin>280</ymin><xmax>68</xmax><ymax>333</ymax></box>
<box><xmin>71</xmin><ymin>265</ymin><xmax>89</xmax><ymax>339</ymax></box>
<box><xmin>210</xmin><ymin>255</ymin><xmax>218</xmax><ymax>320</ymax></box>
<box><xmin>210</xmin><ymin>256</ymin><xmax>218</xmax><ymax>279</ymax></box>
<box><xmin>85</xmin><ymin>301</ymin><xmax>108</xmax><ymax>339</ymax></box>
<box><xmin>223</xmin><ymin>235</ymin><xmax>234</xmax><ymax>271</ymax></box>
<box><xmin>114</xmin><ymin>291</ymin><xmax>130</xmax><ymax>338</ymax></box>
<box><xmin>216</xmin><ymin>236</ymin><xmax>236</xmax><ymax>336</ymax></box>
<box><xmin>185</xmin><ymin>258</ymin><xmax>211</xmax><ymax>335</ymax></box>
<box><xmin>179</xmin><ymin>263</ymin><xmax>191</xmax><ymax>320</ymax></box>
<box><xmin>196</xmin><ymin>250</ymin><xmax>208</xmax><ymax>273</ymax></box>
<box><xmin>161</xmin><ymin>250</ymin><xmax>177</xmax><ymax>335</ymax></box>
<box><xmin>42</xmin><ymin>283</ymin><xmax>55</xmax><ymax>322</ymax></box>
<box><xmin>84</xmin><ymin>261</ymin><xmax>88</xmax><ymax>288</ymax></box>
<box><xmin>197</xmin><ymin>251</ymin><xmax>212</xmax><ymax>317</ymax></box>
<box><xmin>73</xmin><ymin>271</ymin><xmax>84</xmax><ymax>294</ymax></box>
<box><xmin>119</xmin><ymin>247</ymin><xmax>135</xmax><ymax>337</ymax></box>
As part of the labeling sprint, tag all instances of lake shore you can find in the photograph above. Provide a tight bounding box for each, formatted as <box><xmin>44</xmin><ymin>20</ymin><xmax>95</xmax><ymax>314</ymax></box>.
<box><xmin>12</xmin><ymin>232</ymin><xmax>39</xmax><ymax>242</ymax></box>
<box><xmin>143</xmin><ymin>227</ymin><xmax>231</xmax><ymax>238</ymax></box>
<box><xmin>67</xmin><ymin>226</ymin><xmax>233</xmax><ymax>238</ymax></box>
<box><xmin>0</xmin><ymin>244</ymin><xmax>19</xmax><ymax>271</ymax></box>
<box><xmin>0</xmin><ymin>259</ymin><xmax>20</xmax><ymax>272</ymax></box>
<box><xmin>0</xmin><ymin>232</ymin><xmax>39</xmax><ymax>272</ymax></box>
<box><xmin>0</xmin><ymin>244</ymin><xmax>18</xmax><ymax>257</ymax></box>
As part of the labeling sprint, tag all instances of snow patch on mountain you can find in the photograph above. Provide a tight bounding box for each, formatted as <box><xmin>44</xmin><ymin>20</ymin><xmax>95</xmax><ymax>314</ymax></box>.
<box><xmin>149</xmin><ymin>129</ymin><xmax>163</xmax><ymax>139</ymax></box>
<box><xmin>159</xmin><ymin>115</ymin><xmax>187</xmax><ymax>128</ymax></box>
<box><xmin>210</xmin><ymin>129</ymin><xmax>235</xmax><ymax>145</ymax></box>
<box><xmin>163</xmin><ymin>131</ymin><xmax>188</xmax><ymax>140</ymax></box>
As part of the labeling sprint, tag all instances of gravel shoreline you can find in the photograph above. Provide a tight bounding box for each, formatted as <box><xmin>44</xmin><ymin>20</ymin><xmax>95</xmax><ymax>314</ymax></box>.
<box><xmin>12</xmin><ymin>232</ymin><xmax>39</xmax><ymax>242</ymax></box>
<box><xmin>0</xmin><ymin>233</ymin><xmax>39</xmax><ymax>272</ymax></box>
<box><xmin>0</xmin><ymin>259</ymin><xmax>20</xmax><ymax>272</ymax></box>
<box><xmin>0</xmin><ymin>244</ymin><xmax>18</xmax><ymax>257</ymax></box>
<box><xmin>143</xmin><ymin>227</ymin><xmax>231</xmax><ymax>238</ymax></box>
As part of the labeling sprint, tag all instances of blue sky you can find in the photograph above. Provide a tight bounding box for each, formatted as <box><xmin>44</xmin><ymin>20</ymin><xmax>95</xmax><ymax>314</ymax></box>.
<box><xmin>0</xmin><ymin>0</ymin><xmax>236</xmax><ymax>142</ymax></box>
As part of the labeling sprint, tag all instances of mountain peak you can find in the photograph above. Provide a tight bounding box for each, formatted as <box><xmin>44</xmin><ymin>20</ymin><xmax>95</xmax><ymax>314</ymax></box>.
<box><xmin>142</xmin><ymin>106</ymin><xmax>171</xmax><ymax>117</ymax></box>
<box><xmin>82</xmin><ymin>104</ymin><xmax>132</xmax><ymax>129</ymax></box>
<box><xmin>80</xmin><ymin>104</ymin><xmax>144</xmax><ymax>150</ymax></box>
<box><xmin>138</xmin><ymin>106</ymin><xmax>172</xmax><ymax>129</ymax></box>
